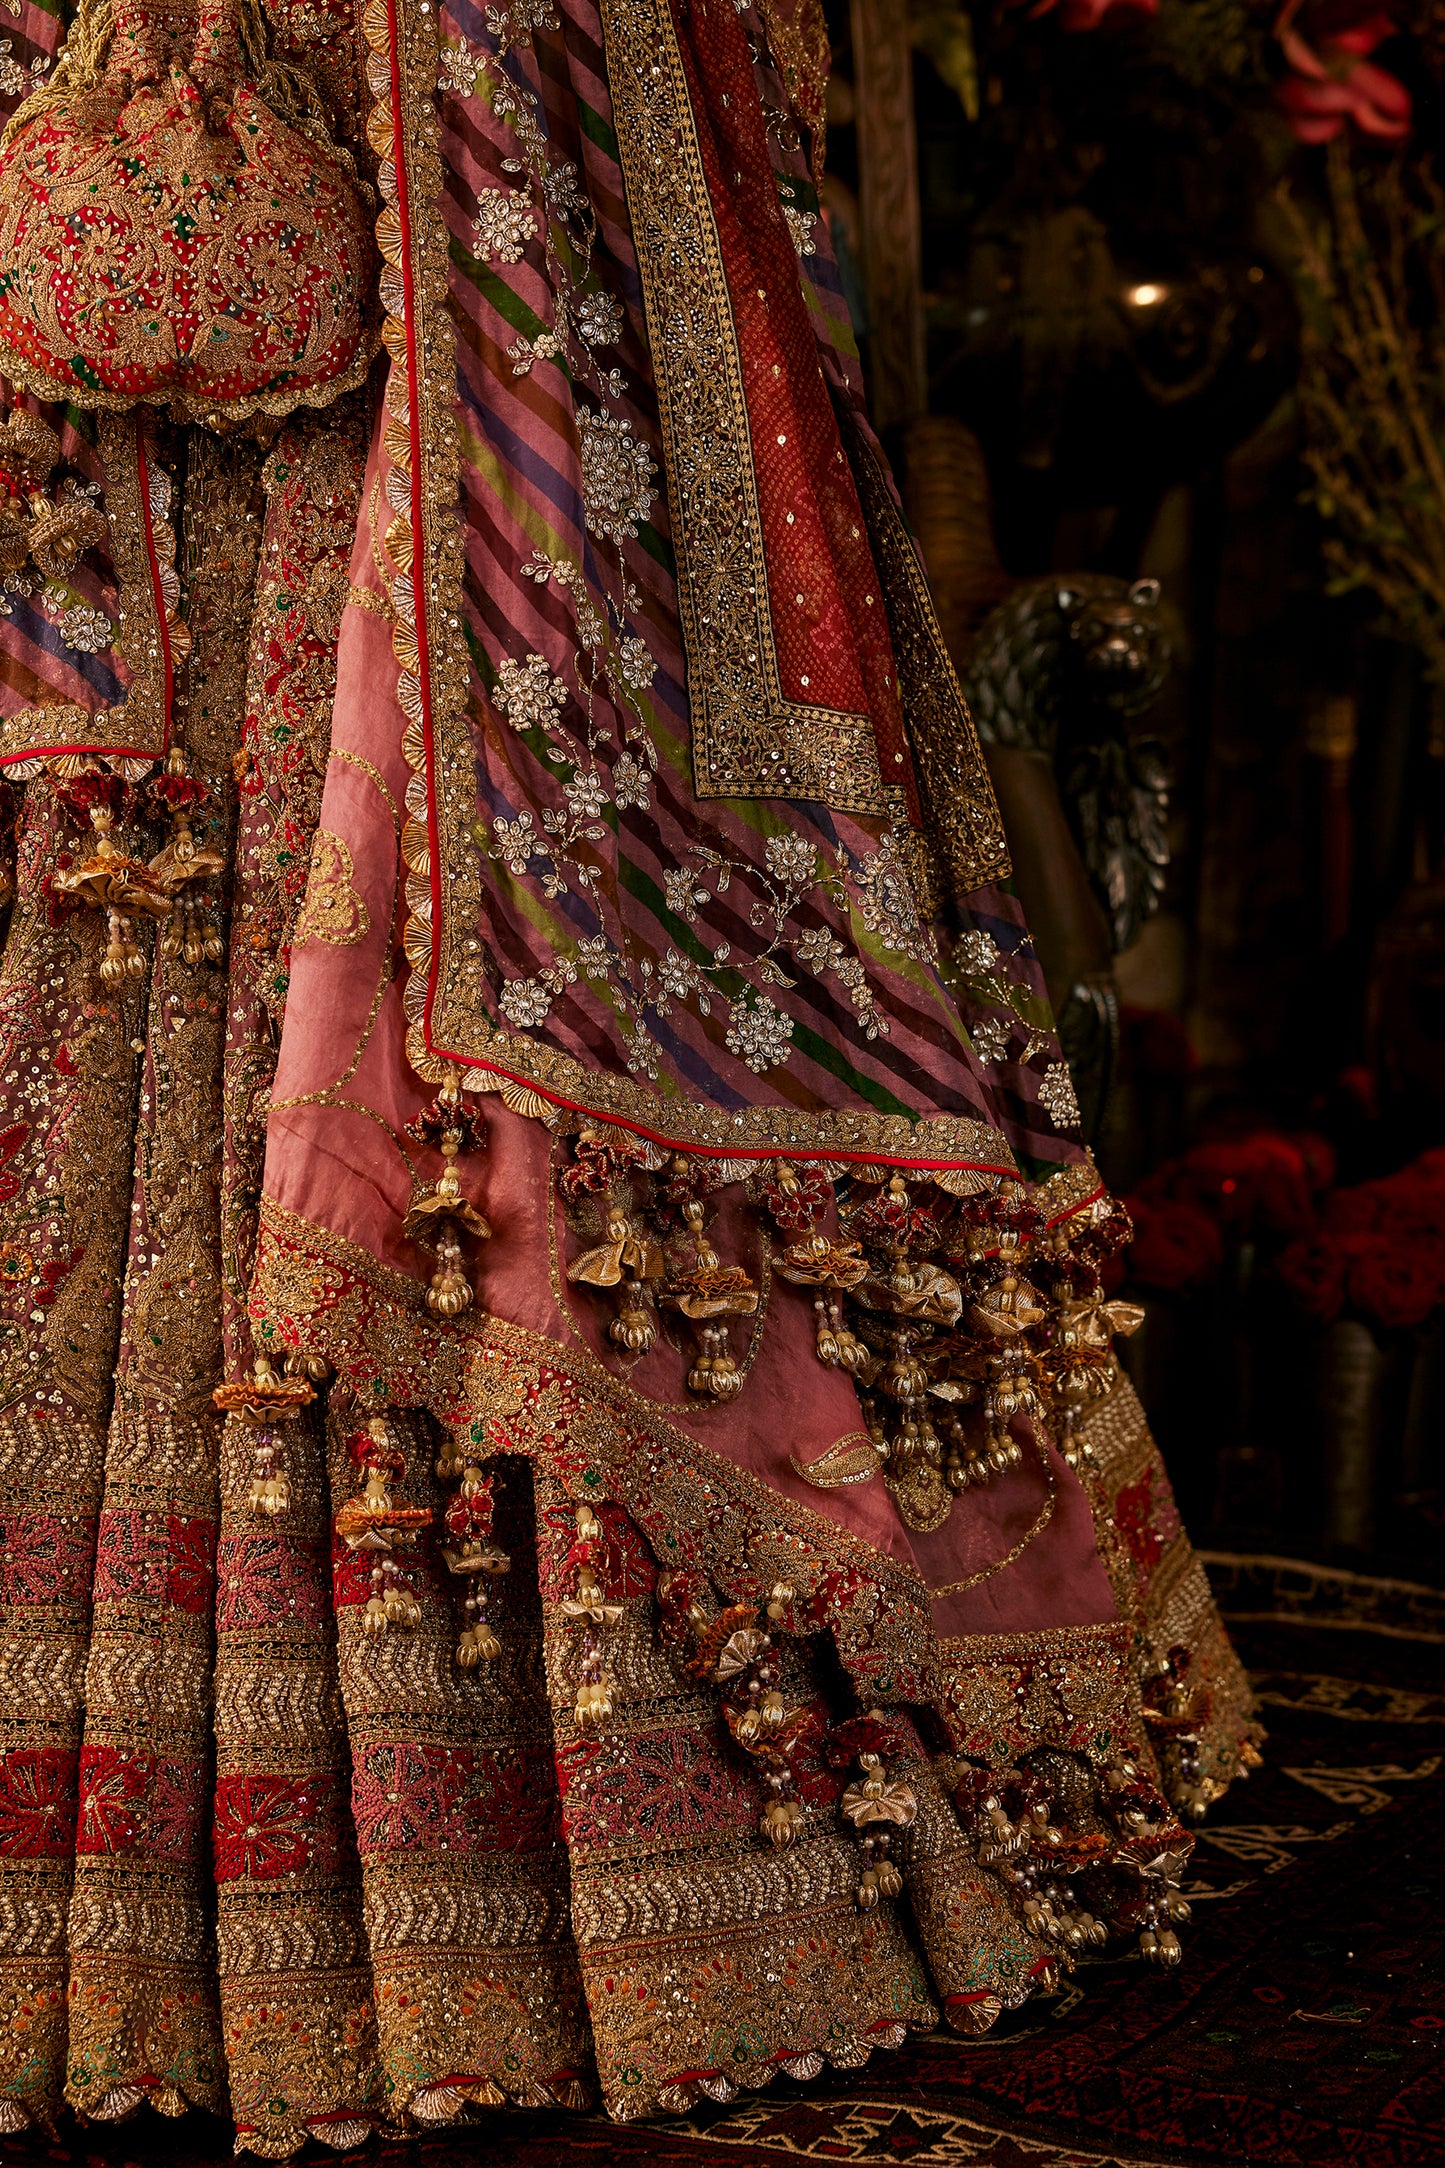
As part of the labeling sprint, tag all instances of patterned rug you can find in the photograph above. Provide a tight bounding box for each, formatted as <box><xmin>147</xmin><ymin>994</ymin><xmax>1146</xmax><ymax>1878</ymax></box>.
<box><xmin>7</xmin><ymin>1555</ymin><xmax>1443</xmax><ymax>2168</ymax></box>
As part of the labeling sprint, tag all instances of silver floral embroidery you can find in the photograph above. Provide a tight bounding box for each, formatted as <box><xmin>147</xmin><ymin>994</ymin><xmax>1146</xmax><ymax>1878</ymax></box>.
<box><xmin>57</xmin><ymin>601</ymin><xmax>113</xmax><ymax>655</ymax></box>
<box><xmin>496</xmin><ymin>653</ymin><xmax>568</xmax><ymax>732</ymax></box>
<box><xmin>0</xmin><ymin>41</ymin><xmax>47</xmax><ymax>99</ymax></box>
<box><xmin>493</xmin><ymin>811</ymin><xmax>541</xmax><ymax>877</ymax></box>
<box><xmin>971</xmin><ymin>1014</ymin><xmax>1012</xmax><ymax>1066</ymax></box>
<box><xmin>577</xmin><ymin>408</ymin><xmax>657</xmax><ymax>545</ymax></box>
<box><xmin>793</xmin><ymin>925</ymin><xmax>846</xmax><ymax>977</ymax></box>
<box><xmin>500</xmin><ymin>977</ymin><xmax>553</xmax><ymax>1027</ymax></box>
<box><xmin>575</xmin><ymin>290</ymin><xmax>625</xmax><ymax>347</ymax></box>
<box><xmin>725</xmin><ymin>994</ymin><xmax>795</xmax><ymax>1075</ymax></box>
<box><xmin>764</xmin><ymin>832</ymin><xmax>816</xmax><ymax>886</ymax></box>
<box><xmin>848</xmin><ymin>831</ymin><xmax>938</xmax><ymax>966</ymax></box>
<box><xmin>618</xmin><ymin>634</ymin><xmax>656</xmax><ymax>690</ymax></box>
<box><xmin>484</xmin><ymin>0</ymin><xmax>559</xmax><ymax>53</ymax></box>
<box><xmin>474</xmin><ymin>186</ymin><xmax>537</xmax><ymax>264</ymax></box>
<box><xmin>507</xmin><ymin>328</ymin><xmax>565</xmax><ymax>375</ymax></box>
<box><xmin>956</xmin><ymin>927</ymin><xmax>1001</xmax><ymax>974</ymax></box>
<box><xmin>783</xmin><ymin>205</ymin><xmax>818</xmax><ymax>257</ymax></box>
<box><xmin>1038</xmin><ymin>1062</ymin><xmax>1082</xmax><ymax>1129</ymax></box>
<box><xmin>611</xmin><ymin>751</ymin><xmax>651</xmax><ymax>811</ymax></box>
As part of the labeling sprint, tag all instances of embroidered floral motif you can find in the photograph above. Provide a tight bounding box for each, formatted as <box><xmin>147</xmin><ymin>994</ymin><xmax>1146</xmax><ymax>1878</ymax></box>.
<box><xmin>55</xmin><ymin>602</ymin><xmax>112</xmax><ymax>655</ymax></box>
<box><xmin>1039</xmin><ymin>1063</ymin><xmax>1082</xmax><ymax>1130</ymax></box>
<box><xmin>957</xmin><ymin>928</ymin><xmax>1001</xmax><ymax>974</ymax></box>
<box><xmin>574</xmin><ymin>291</ymin><xmax>624</xmax><ymax>347</ymax></box>
<box><xmin>473</xmin><ymin>186</ymin><xmax>537</xmax><ymax>264</ymax></box>
<box><xmin>725</xmin><ymin>994</ymin><xmax>794</xmax><ymax>1074</ymax></box>
<box><xmin>577</xmin><ymin>408</ymin><xmax>657</xmax><ymax>545</ymax></box>
<box><xmin>0</xmin><ymin>42</ymin><xmax>47</xmax><ymax>103</ymax></box>
<box><xmin>783</xmin><ymin>204</ymin><xmax>817</xmax><ymax>256</ymax></box>
<box><xmin>972</xmin><ymin>1015</ymin><xmax>1011</xmax><ymax>1066</ymax></box>
<box><xmin>485</xmin><ymin>0</ymin><xmax>561</xmax><ymax>53</ymax></box>
<box><xmin>496</xmin><ymin>653</ymin><xmax>569</xmax><ymax>732</ymax></box>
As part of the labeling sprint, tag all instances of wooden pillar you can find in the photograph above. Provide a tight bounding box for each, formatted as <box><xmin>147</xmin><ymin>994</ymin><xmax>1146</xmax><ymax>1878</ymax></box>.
<box><xmin>849</xmin><ymin>0</ymin><xmax>925</xmax><ymax>430</ymax></box>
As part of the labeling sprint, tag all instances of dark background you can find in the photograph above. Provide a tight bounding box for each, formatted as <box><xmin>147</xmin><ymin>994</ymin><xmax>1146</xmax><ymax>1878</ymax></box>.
<box><xmin>821</xmin><ymin>0</ymin><xmax>1445</xmax><ymax>1577</ymax></box>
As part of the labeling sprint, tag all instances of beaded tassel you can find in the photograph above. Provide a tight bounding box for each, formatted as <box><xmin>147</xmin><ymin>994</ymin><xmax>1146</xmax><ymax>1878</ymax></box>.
<box><xmin>560</xmin><ymin>1501</ymin><xmax>621</xmax><ymax>1729</ymax></box>
<box><xmin>52</xmin><ymin>767</ymin><xmax>171</xmax><ymax>985</ymax></box>
<box><xmin>148</xmin><ymin>749</ymin><xmax>227</xmax><ymax>965</ymax></box>
<box><xmin>404</xmin><ymin>1070</ymin><xmax>490</xmax><ymax>1318</ymax></box>
<box><xmin>213</xmin><ymin>1354</ymin><xmax>316</xmax><ymax>1519</ymax></box>
<box><xmin>665</xmin><ymin>1180</ymin><xmax>758</xmax><ymax>1401</ymax></box>
<box><xmin>660</xmin><ymin>1575</ymin><xmax>808</xmax><ymax>1849</ymax></box>
<box><xmin>835</xmin><ymin>1719</ymin><xmax>917</xmax><ymax>1910</ymax></box>
<box><xmin>335</xmin><ymin>1415</ymin><xmax>430</xmax><ymax>1635</ymax></box>
<box><xmin>434</xmin><ymin>1435</ymin><xmax>512</xmax><ymax>1667</ymax></box>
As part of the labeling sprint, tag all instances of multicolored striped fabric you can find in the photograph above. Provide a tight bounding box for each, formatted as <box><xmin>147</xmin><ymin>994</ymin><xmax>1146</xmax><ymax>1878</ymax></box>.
<box><xmin>418</xmin><ymin>0</ymin><xmax>1084</xmax><ymax>1176</ymax></box>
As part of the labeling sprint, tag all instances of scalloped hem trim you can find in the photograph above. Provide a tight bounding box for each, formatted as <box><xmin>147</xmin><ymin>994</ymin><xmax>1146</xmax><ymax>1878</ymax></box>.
<box><xmin>611</xmin><ymin>2010</ymin><xmax>932</xmax><ymax>2123</ymax></box>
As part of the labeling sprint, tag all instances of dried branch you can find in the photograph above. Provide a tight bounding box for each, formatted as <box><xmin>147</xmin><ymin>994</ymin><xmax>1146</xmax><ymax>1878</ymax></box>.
<box><xmin>1280</xmin><ymin>142</ymin><xmax>1445</xmax><ymax>684</ymax></box>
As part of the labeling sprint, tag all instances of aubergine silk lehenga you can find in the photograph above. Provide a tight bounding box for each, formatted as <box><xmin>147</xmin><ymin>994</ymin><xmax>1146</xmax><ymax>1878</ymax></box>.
<box><xmin>0</xmin><ymin>0</ymin><xmax>1259</xmax><ymax>2151</ymax></box>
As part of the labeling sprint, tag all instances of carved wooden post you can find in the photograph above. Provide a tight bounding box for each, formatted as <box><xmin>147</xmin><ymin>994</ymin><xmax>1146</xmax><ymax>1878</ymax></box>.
<box><xmin>850</xmin><ymin>0</ymin><xmax>925</xmax><ymax>430</ymax></box>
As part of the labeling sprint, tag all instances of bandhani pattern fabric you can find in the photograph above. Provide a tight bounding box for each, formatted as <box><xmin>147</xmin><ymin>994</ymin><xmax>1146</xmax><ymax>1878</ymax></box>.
<box><xmin>0</xmin><ymin>0</ymin><xmax>1260</xmax><ymax>2154</ymax></box>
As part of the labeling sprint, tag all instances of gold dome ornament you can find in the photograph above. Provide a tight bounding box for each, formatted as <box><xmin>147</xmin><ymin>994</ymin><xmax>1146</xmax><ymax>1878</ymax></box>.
<box><xmin>212</xmin><ymin>1355</ymin><xmax>316</xmax><ymax>1519</ymax></box>
<box><xmin>404</xmin><ymin>1074</ymin><xmax>491</xmax><ymax>1319</ymax></box>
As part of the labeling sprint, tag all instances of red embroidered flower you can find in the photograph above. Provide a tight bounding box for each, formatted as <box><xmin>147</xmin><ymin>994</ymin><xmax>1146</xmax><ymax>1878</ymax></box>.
<box><xmin>218</xmin><ymin>1527</ymin><xmax>329</xmax><ymax>1630</ymax></box>
<box><xmin>213</xmin><ymin>1774</ymin><xmax>315</xmax><ymax>1881</ymax></box>
<box><xmin>1114</xmin><ymin>1470</ymin><xmax>1168</xmax><ymax>1576</ymax></box>
<box><xmin>0</xmin><ymin>1512</ymin><xmax>91</xmax><ymax>1604</ymax></box>
<box><xmin>147</xmin><ymin>1758</ymin><xmax>207</xmax><ymax>1866</ymax></box>
<box><xmin>468</xmin><ymin>1749</ymin><xmax>562</xmax><ymax>1854</ymax></box>
<box><xmin>352</xmin><ymin>1745</ymin><xmax>468</xmax><ymax>1855</ymax></box>
<box><xmin>1275</xmin><ymin>2</ymin><xmax>1412</xmax><ymax>142</ymax></box>
<box><xmin>77</xmin><ymin>1745</ymin><xmax>150</xmax><ymax>1855</ymax></box>
<box><xmin>166</xmin><ymin>1515</ymin><xmax>215</xmax><ymax>1616</ymax></box>
<box><xmin>0</xmin><ymin>1122</ymin><xmax>28</xmax><ymax>1207</ymax></box>
<box><xmin>0</xmin><ymin>1747</ymin><xmax>78</xmax><ymax>1858</ymax></box>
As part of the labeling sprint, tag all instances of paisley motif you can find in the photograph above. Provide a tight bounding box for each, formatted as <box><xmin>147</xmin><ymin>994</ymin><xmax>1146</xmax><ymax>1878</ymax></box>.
<box><xmin>292</xmin><ymin>829</ymin><xmax>368</xmax><ymax>948</ymax></box>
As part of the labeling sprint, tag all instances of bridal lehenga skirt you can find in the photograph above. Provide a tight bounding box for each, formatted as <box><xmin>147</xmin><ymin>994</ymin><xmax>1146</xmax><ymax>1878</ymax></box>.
<box><xmin>0</xmin><ymin>1</ymin><xmax>1260</xmax><ymax>2152</ymax></box>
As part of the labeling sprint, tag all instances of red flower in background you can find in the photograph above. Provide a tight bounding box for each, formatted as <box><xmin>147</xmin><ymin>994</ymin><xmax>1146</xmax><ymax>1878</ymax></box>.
<box><xmin>1132</xmin><ymin>1127</ymin><xmax>1332</xmax><ymax>1247</ymax></box>
<box><xmin>1274</xmin><ymin>2</ymin><xmax>1412</xmax><ymax>142</ymax></box>
<box><xmin>1021</xmin><ymin>0</ymin><xmax>1158</xmax><ymax>26</ymax></box>
<box><xmin>1276</xmin><ymin>1234</ymin><xmax>1347</xmax><ymax>1321</ymax></box>
<box><xmin>1341</xmin><ymin>1232</ymin><xmax>1445</xmax><ymax>1331</ymax></box>
<box><xmin>1122</xmin><ymin>1194</ymin><xmax>1224</xmax><ymax>1292</ymax></box>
